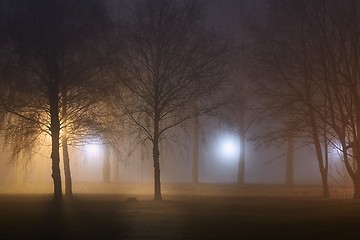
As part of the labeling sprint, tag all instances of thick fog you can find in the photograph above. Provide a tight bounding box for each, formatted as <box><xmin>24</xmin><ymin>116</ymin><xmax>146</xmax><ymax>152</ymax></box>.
<box><xmin>0</xmin><ymin>115</ymin><xmax>342</xmax><ymax>186</ymax></box>
<box><xmin>0</xmin><ymin>0</ymin><xmax>346</xmax><ymax>188</ymax></box>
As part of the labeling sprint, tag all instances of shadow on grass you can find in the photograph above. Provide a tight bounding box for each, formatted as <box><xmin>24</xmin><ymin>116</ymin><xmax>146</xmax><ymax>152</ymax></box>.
<box><xmin>0</xmin><ymin>194</ymin><xmax>129</xmax><ymax>240</ymax></box>
<box><xmin>2</xmin><ymin>193</ymin><xmax>360</xmax><ymax>239</ymax></box>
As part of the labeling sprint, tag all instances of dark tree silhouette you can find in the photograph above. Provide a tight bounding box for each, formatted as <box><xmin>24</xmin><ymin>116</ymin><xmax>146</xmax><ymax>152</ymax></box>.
<box><xmin>246</xmin><ymin>0</ymin><xmax>331</xmax><ymax>196</ymax></box>
<box><xmin>247</xmin><ymin>0</ymin><xmax>360</xmax><ymax>198</ymax></box>
<box><xmin>0</xmin><ymin>0</ymin><xmax>111</xmax><ymax>202</ymax></box>
<box><xmin>114</xmin><ymin>0</ymin><xmax>232</xmax><ymax>200</ymax></box>
<box><xmin>308</xmin><ymin>0</ymin><xmax>360</xmax><ymax>199</ymax></box>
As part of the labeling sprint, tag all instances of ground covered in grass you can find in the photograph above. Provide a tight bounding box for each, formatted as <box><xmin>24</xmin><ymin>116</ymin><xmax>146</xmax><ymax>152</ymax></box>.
<box><xmin>0</xmin><ymin>183</ymin><xmax>360</xmax><ymax>239</ymax></box>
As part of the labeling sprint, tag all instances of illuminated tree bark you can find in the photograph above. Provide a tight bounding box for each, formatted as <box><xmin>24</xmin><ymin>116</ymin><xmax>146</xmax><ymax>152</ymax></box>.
<box><xmin>61</xmin><ymin>91</ymin><xmax>72</xmax><ymax>197</ymax></box>
<box><xmin>50</xmin><ymin>84</ymin><xmax>63</xmax><ymax>204</ymax></box>
<box><xmin>0</xmin><ymin>0</ymin><xmax>111</xmax><ymax>203</ymax></box>
<box><xmin>62</xmin><ymin>134</ymin><xmax>72</xmax><ymax>197</ymax></box>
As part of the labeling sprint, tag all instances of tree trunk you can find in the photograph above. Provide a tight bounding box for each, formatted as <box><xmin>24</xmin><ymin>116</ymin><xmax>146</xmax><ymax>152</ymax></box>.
<box><xmin>62</xmin><ymin>134</ymin><xmax>72</xmax><ymax>197</ymax></box>
<box><xmin>152</xmin><ymin>105</ymin><xmax>162</xmax><ymax>200</ymax></box>
<box><xmin>237</xmin><ymin>110</ymin><xmax>245</xmax><ymax>186</ymax></box>
<box><xmin>192</xmin><ymin>116</ymin><xmax>199</xmax><ymax>184</ymax></box>
<box><xmin>153</xmin><ymin>139</ymin><xmax>162</xmax><ymax>200</ymax></box>
<box><xmin>320</xmin><ymin>134</ymin><xmax>330</xmax><ymax>198</ymax></box>
<box><xmin>237</xmin><ymin>0</ymin><xmax>246</xmax><ymax>186</ymax></box>
<box><xmin>103</xmin><ymin>145</ymin><xmax>111</xmax><ymax>183</ymax></box>
<box><xmin>313</xmin><ymin>141</ymin><xmax>330</xmax><ymax>197</ymax></box>
<box><xmin>238</xmin><ymin>139</ymin><xmax>245</xmax><ymax>185</ymax></box>
<box><xmin>351</xmin><ymin>144</ymin><xmax>360</xmax><ymax>199</ymax></box>
<box><xmin>309</xmin><ymin>106</ymin><xmax>330</xmax><ymax>198</ymax></box>
<box><xmin>50</xmin><ymin>88</ymin><xmax>62</xmax><ymax>205</ymax></box>
<box><xmin>61</xmin><ymin>94</ymin><xmax>73</xmax><ymax>197</ymax></box>
<box><xmin>141</xmin><ymin>146</ymin><xmax>144</xmax><ymax>182</ymax></box>
<box><xmin>286</xmin><ymin>127</ymin><xmax>294</xmax><ymax>187</ymax></box>
<box><xmin>321</xmin><ymin>170</ymin><xmax>330</xmax><ymax>198</ymax></box>
<box><xmin>353</xmin><ymin>177</ymin><xmax>360</xmax><ymax>199</ymax></box>
<box><xmin>153</xmin><ymin>144</ymin><xmax>161</xmax><ymax>200</ymax></box>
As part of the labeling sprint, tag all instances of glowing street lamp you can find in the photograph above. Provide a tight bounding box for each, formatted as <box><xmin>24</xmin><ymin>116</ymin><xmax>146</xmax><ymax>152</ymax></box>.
<box><xmin>222</xmin><ymin>141</ymin><xmax>236</xmax><ymax>156</ymax></box>
<box><xmin>217</xmin><ymin>133</ymin><xmax>239</xmax><ymax>161</ymax></box>
<box><xmin>85</xmin><ymin>143</ymin><xmax>102</xmax><ymax>156</ymax></box>
<box><xmin>83</xmin><ymin>137</ymin><xmax>104</xmax><ymax>161</ymax></box>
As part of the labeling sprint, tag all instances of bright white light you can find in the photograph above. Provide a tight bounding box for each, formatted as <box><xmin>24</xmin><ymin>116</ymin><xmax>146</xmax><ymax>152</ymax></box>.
<box><xmin>217</xmin><ymin>133</ymin><xmax>239</xmax><ymax>161</ymax></box>
<box><xmin>85</xmin><ymin>144</ymin><xmax>102</xmax><ymax>156</ymax></box>
<box><xmin>223</xmin><ymin>142</ymin><xmax>236</xmax><ymax>155</ymax></box>
<box><xmin>329</xmin><ymin>142</ymin><xmax>343</xmax><ymax>162</ymax></box>
<box><xmin>84</xmin><ymin>137</ymin><xmax>103</xmax><ymax>158</ymax></box>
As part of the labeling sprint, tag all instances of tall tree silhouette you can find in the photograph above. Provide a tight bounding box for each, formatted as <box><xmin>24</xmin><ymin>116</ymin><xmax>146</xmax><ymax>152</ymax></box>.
<box><xmin>0</xmin><ymin>0</ymin><xmax>111</xmax><ymax>202</ymax></box>
<box><xmin>114</xmin><ymin>0</ymin><xmax>232</xmax><ymax>200</ymax></box>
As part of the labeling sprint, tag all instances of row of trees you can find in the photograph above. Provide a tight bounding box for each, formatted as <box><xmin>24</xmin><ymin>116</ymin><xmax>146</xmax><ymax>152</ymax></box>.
<box><xmin>247</xmin><ymin>0</ymin><xmax>360</xmax><ymax>199</ymax></box>
<box><xmin>3</xmin><ymin>0</ymin><xmax>360</xmax><ymax>202</ymax></box>
<box><xmin>0</xmin><ymin>0</ymin><xmax>233</xmax><ymax>204</ymax></box>
<box><xmin>0</xmin><ymin>0</ymin><xmax>112</xmax><ymax>203</ymax></box>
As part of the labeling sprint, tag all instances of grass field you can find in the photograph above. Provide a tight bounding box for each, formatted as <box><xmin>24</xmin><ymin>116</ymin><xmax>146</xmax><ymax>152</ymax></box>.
<box><xmin>0</xmin><ymin>183</ymin><xmax>360</xmax><ymax>239</ymax></box>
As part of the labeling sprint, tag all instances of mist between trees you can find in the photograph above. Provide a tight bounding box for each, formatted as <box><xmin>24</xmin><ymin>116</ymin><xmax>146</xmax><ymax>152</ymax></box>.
<box><xmin>0</xmin><ymin>0</ymin><xmax>234</xmax><ymax>205</ymax></box>
<box><xmin>1</xmin><ymin>0</ymin><xmax>360</xmax><ymax>206</ymax></box>
<box><xmin>245</xmin><ymin>0</ymin><xmax>360</xmax><ymax>199</ymax></box>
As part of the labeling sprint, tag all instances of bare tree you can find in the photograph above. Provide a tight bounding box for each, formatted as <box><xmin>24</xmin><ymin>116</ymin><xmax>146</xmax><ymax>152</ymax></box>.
<box><xmin>0</xmin><ymin>0</ymin><xmax>111</xmax><ymax>203</ymax></box>
<box><xmin>114</xmin><ymin>0</ymin><xmax>232</xmax><ymax>200</ymax></box>
<box><xmin>260</xmin><ymin>0</ymin><xmax>360</xmax><ymax>199</ymax></box>
<box><xmin>247</xmin><ymin>0</ymin><xmax>331</xmax><ymax>197</ymax></box>
<box><xmin>310</xmin><ymin>0</ymin><xmax>360</xmax><ymax>199</ymax></box>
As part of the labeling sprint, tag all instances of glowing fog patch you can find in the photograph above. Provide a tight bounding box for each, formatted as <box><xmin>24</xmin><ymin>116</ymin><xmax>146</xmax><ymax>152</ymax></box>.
<box><xmin>85</xmin><ymin>144</ymin><xmax>102</xmax><ymax>156</ymax></box>
<box><xmin>83</xmin><ymin>137</ymin><xmax>104</xmax><ymax>159</ymax></box>
<box><xmin>216</xmin><ymin>133</ymin><xmax>239</xmax><ymax>162</ymax></box>
<box><xmin>329</xmin><ymin>142</ymin><xmax>343</xmax><ymax>162</ymax></box>
<box><xmin>223</xmin><ymin>142</ymin><xmax>236</xmax><ymax>155</ymax></box>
